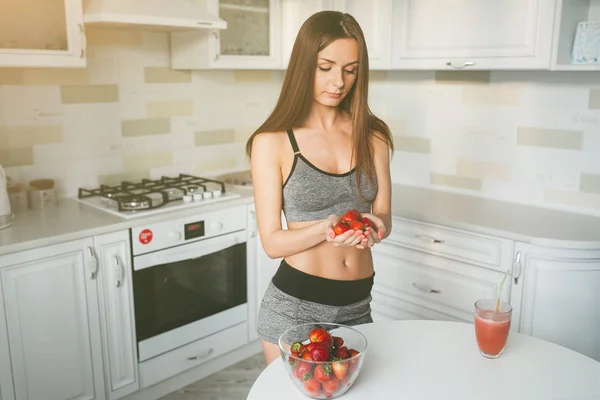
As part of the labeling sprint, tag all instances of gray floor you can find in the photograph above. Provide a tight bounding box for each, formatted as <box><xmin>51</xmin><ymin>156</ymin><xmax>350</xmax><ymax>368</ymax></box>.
<box><xmin>159</xmin><ymin>353</ymin><xmax>266</xmax><ymax>400</ymax></box>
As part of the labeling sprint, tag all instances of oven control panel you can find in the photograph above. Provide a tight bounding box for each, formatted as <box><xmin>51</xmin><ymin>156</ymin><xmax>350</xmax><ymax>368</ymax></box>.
<box><xmin>130</xmin><ymin>204</ymin><xmax>247</xmax><ymax>256</ymax></box>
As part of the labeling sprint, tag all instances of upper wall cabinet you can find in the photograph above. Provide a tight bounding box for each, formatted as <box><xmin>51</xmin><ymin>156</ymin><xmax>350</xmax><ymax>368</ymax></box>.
<box><xmin>280</xmin><ymin>0</ymin><xmax>393</xmax><ymax>70</ymax></box>
<box><xmin>171</xmin><ymin>0</ymin><xmax>282</xmax><ymax>70</ymax></box>
<box><xmin>551</xmin><ymin>0</ymin><xmax>600</xmax><ymax>71</ymax></box>
<box><xmin>391</xmin><ymin>0</ymin><xmax>557</xmax><ymax>70</ymax></box>
<box><xmin>0</xmin><ymin>0</ymin><xmax>87</xmax><ymax>68</ymax></box>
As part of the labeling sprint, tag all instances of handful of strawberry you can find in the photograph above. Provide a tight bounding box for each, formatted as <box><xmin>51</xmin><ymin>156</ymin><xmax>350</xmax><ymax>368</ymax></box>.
<box><xmin>287</xmin><ymin>327</ymin><xmax>362</xmax><ymax>398</ymax></box>
<box><xmin>333</xmin><ymin>209</ymin><xmax>376</xmax><ymax>236</ymax></box>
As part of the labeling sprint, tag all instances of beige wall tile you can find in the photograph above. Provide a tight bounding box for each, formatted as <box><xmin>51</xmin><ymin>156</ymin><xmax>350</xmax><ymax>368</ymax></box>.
<box><xmin>98</xmin><ymin>171</ymin><xmax>149</xmax><ymax>186</ymax></box>
<box><xmin>124</xmin><ymin>151</ymin><xmax>172</xmax><ymax>171</ymax></box>
<box><xmin>461</xmin><ymin>85</ymin><xmax>519</xmax><ymax>106</ymax></box>
<box><xmin>0</xmin><ymin>147</ymin><xmax>33</xmax><ymax>167</ymax></box>
<box><xmin>195</xmin><ymin>129</ymin><xmax>236</xmax><ymax>146</ymax></box>
<box><xmin>144</xmin><ymin>67</ymin><xmax>191</xmax><ymax>83</ymax></box>
<box><xmin>456</xmin><ymin>159</ymin><xmax>512</xmax><ymax>181</ymax></box>
<box><xmin>544</xmin><ymin>189</ymin><xmax>600</xmax><ymax>210</ymax></box>
<box><xmin>196</xmin><ymin>158</ymin><xmax>237</xmax><ymax>173</ymax></box>
<box><xmin>394</xmin><ymin>136</ymin><xmax>431</xmax><ymax>154</ymax></box>
<box><xmin>435</xmin><ymin>71</ymin><xmax>491</xmax><ymax>85</ymax></box>
<box><xmin>369</xmin><ymin>71</ymin><xmax>388</xmax><ymax>81</ymax></box>
<box><xmin>122</xmin><ymin>118</ymin><xmax>171</xmax><ymax>137</ymax></box>
<box><xmin>234</xmin><ymin>127</ymin><xmax>254</xmax><ymax>142</ymax></box>
<box><xmin>517</xmin><ymin>127</ymin><xmax>583</xmax><ymax>150</ymax></box>
<box><xmin>431</xmin><ymin>173</ymin><xmax>482</xmax><ymax>191</ymax></box>
<box><xmin>233</xmin><ymin>70</ymin><xmax>271</xmax><ymax>83</ymax></box>
<box><xmin>0</xmin><ymin>69</ymin><xmax>24</xmax><ymax>85</ymax></box>
<box><xmin>386</xmin><ymin>71</ymin><xmax>434</xmax><ymax>81</ymax></box>
<box><xmin>60</xmin><ymin>85</ymin><xmax>119</xmax><ymax>104</ymax></box>
<box><xmin>0</xmin><ymin>125</ymin><xmax>62</xmax><ymax>149</ymax></box>
<box><xmin>388</xmin><ymin>119</ymin><xmax>406</xmax><ymax>136</ymax></box>
<box><xmin>589</xmin><ymin>89</ymin><xmax>600</xmax><ymax>109</ymax></box>
<box><xmin>24</xmin><ymin>69</ymin><xmax>89</xmax><ymax>85</ymax></box>
<box><xmin>580</xmin><ymin>173</ymin><xmax>600</xmax><ymax>195</ymax></box>
<box><xmin>146</xmin><ymin>100</ymin><xmax>194</xmax><ymax>118</ymax></box>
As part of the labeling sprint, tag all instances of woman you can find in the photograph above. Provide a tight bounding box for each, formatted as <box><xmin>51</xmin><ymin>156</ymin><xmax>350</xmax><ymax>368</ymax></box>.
<box><xmin>246</xmin><ymin>10</ymin><xmax>394</xmax><ymax>365</ymax></box>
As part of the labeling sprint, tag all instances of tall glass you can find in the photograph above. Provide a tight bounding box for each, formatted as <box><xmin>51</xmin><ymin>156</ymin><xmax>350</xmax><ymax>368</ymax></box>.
<box><xmin>474</xmin><ymin>299</ymin><xmax>512</xmax><ymax>359</ymax></box>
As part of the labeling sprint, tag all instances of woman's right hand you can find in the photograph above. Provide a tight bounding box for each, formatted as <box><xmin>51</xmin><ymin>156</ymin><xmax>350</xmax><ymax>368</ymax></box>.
<box><xmin>323</xmin><ymin>215</ymin><xmax>366</xmax><ymax>247</ymax></box>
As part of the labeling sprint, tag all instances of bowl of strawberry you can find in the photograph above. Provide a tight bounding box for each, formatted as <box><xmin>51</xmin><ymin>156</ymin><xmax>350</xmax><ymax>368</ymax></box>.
<box><xmin>278</xmin><ymin>323</ymin><xmax>368</xmax><ymax>399</ymax></box>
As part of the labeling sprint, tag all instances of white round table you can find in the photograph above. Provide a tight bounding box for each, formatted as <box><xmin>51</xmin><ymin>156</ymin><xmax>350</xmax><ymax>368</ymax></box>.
<box><xmin>247</xmin><ymin>320</ymin><xmax>600</xmax><ymax>400</ymax></box>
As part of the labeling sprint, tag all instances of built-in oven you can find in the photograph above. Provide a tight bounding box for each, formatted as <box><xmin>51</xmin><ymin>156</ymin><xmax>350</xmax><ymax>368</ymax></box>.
<box><xmin>130</xmin><ymin>205</ymin><xmax>248</xmax><ymax>362</ymax></box>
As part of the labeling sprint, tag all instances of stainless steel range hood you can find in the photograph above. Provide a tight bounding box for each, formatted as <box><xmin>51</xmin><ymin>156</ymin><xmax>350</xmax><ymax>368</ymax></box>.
<box><xmin>83</xmin><ymin>0</ymin><xmax>227</xmax><ymax>31</ymax></box>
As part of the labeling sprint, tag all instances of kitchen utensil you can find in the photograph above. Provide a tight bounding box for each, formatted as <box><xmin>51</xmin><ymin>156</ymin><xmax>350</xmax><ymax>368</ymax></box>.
<box><xmin>7</xmin><ymin>182</ymin><xmax>28</xmax><ymax>212</ymax></box>
<box><xmin>0</xmin><ymin>164</ymin><xmax>13</xmax><ymax>230</ymax></box>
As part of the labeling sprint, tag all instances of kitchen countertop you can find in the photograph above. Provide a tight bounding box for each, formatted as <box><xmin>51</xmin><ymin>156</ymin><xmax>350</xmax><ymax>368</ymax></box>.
<box><xmin>0</xmin><ymin>186</ymin><xmax>256</xmax><ymax>257</ymax></box>
<box><xmin>390</xmin><ymin>185</ymin><xmax>600</xmax><ymax>250</ymax></box>
<box><xmin>1</xmin><ymin>183</ymin><xmax>599</xmax><ymax>257</ymax></box>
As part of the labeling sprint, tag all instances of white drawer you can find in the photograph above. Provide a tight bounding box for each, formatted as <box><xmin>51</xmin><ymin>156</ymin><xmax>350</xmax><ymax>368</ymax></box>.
<box><xmin>387</xmin><ymin>217</ymin><xmax>512</xmax><ymax>270</ymax></box>
<box><xmin>372</xmin><ymin>245</ymin><xmax>511</xmax><ymax>322</ymax></box>
<box><xmin>139</xmin><ymin>322</ymin><xmax>248</xmax><ymax>388</ymax></box>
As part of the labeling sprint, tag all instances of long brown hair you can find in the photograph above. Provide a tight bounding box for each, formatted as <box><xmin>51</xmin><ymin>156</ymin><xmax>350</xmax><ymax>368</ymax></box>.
<box><xmin>245</xmin><ymin>10</ymin><xmax>393</xmax><ymax>193</ymax></box>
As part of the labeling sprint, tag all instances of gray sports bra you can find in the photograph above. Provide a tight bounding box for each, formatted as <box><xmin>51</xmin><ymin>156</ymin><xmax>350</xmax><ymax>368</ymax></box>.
<box><xmin>282</xmin><ymin>129</ymin><xmax>378</xmax><ymax>223</ymax></box>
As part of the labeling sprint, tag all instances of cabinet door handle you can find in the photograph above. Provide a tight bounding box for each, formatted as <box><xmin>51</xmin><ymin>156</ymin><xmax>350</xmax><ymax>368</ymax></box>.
<box><xmin>187</xmin><ymin>348</ymin><xmax>214</xmax><ymax>361</ymax></box>
<box><xmin>78</xmin><ymin>23</ymin><xmax>87</xmax><ymax>59</ymax></box>
<box><xmin>446</xmin><ymin>61</ymin><xmax>475</xmax><ymax>69</ymax></box>
<box><xmin>412</xmin><ymin>282</ymin><xmax>441</xmax><ymax>294</ymax></box>
<box><xmin>114</xmin><ymin>255</ymin><xmax>124</xmax><ymax>288</ymax></box>
<box><xmin>415</xmin><ymin>234</ymin><xmax>444</xmax><ymax>244</ymax></box>
<box><xmin>512</xmin><ymin>251</ymin><xmax>522</xmax><ymax>285</ymax></box>
<box><xmin>87</xmin><ymin>246</ymin><xmax>98</xmax><ymax>280</ymax></box>
<box><xmin>212</xmin><ymin>31</ymin><xmax>220</xmax><ymax>61</ymax></box>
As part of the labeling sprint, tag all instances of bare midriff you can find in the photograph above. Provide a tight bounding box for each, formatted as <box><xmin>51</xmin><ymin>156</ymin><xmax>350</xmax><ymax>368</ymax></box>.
<box><xmin>284</xmin><ymin>220</ymin><xmax>375</xmax><ymax>281</ymax></box>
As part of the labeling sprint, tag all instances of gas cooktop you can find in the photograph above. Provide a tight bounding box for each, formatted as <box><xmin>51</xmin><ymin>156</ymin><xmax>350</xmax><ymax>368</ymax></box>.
<box><xmin>77</xmin><ymin>174</ymin><xmax>241</xmax><ymax>219</ymax></box>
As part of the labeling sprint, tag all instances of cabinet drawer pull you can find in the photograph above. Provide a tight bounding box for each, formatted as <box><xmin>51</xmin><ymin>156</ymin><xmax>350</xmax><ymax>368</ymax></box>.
<box><xmin>187</xmin><ymin>348</ymin><xmax>214</xmax><ymax>361</ymax></box>
<box><xmin>446</xmin><ymin>61</ymin><xmax>475</xmax><ymax>69</ymax></box>
<box><xmin>415</xmin><ymin>234</ymin><xmax>444</xmax><ymax>244</ymax></box>
<box><xmin>412</xmin><ymin>282</ymin><xmax>441</xmax><ymax>294</ymax></box>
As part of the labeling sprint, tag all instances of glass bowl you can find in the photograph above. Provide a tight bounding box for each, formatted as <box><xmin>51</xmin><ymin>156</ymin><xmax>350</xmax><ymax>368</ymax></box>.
<box><xmin>278</xmin><ymin>322</ymin><xmax>368</xmax><ymax>399</ymax></box>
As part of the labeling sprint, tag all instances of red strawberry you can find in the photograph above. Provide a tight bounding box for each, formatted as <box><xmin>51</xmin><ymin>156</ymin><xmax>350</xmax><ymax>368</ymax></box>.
<box><xmin>322</xmin><ymin>377</ymin><xmax>340</xmax><ymax>395</ymax></box>
<box><xmin>349</xmin><ymin>220</ymin><xmax>365</xmax><ymax>231</ymax></box>
<box><xmin>332</xmin><ymin>360</ymin><xmax>348</xmax><ymax>379</ymax></box>
<box><xmin>302</xmin><ymin>351</ymin><xmax>313</xmax><ymax>361</ymax></box>
<box><xmin>333</xmin><ymin>222</ymin><xmax>350</xmax><ymax>235</ymax></box>
<box><xmin>334</xmin><ymin>346</ymin><xmax>349</xmax><ymax>359</ymax></box>
<box><xmin>309</xmin><ymin>327</ymin><xmax>334</xmax><ymax>346</ymax></box>
<box><xmin>309</xmin><ymin>342</ymin><xmax>330</xmax><ymax>362</ymax></box>
<box><xmin>291</xmin><ymin>341</ymin><xmax>302</xmax><ymax>354</ymax></box>
<box><xmin>303</xmin><ymin>375</ymin><xmax>322</xmax><ymax>395</ymax></box>
<box><xmin>341</xmin><ymin>209</ymin><xmax>361</xmax><ymax>223</ymax></box>
<box><xmin>294</xmin><ymin>361</ymin><xmax>312</xmax><ymax>380</ymax></box>
<box><xmin>313</xmin><ymin>363</ymin><xmax>333</xmax><ymax>383</ymax></box>
<box><xmin>332</xmin><ymin>336</ymin><xmax>344</xmax><ymax>348</ymax></box>
<box><xmin>362</xmin><ymin>217</ymin><xmax>375</xmax><ymax>229</ymax></box>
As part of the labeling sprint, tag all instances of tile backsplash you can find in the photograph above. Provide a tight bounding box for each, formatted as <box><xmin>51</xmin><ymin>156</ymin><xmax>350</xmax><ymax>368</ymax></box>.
<box><xmin>0</xmin><ymin>29</ymin><xmax>599</xmax><ymax>216</ymax></box>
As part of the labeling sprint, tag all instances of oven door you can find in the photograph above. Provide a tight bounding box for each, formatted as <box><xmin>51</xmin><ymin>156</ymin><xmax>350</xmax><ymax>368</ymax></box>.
<box><xmin>133</xmin><ymin>229</ymin><xmax>247</xmax><ymax>362</ymax></box>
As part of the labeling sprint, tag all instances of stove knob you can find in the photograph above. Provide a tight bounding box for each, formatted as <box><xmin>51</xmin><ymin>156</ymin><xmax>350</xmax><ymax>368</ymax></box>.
<box><xmin>210</xmin><ymin>221</ymin><xmax>223</xmax><ymax>231</ymax></box>
<box><xmin>170</xmin><ymin>231</ymin><xmax>182</xmax><ymax>240</ymax></box>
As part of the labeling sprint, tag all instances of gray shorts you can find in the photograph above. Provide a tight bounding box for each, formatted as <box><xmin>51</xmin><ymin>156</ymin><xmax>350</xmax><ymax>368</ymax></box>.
<box><xmin>257</xmin><ymin>281</ymin><xmax>373</xmax><ymax>344</ymax></box>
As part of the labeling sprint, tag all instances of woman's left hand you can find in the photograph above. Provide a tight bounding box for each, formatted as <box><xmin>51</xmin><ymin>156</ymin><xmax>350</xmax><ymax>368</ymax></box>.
<box><xmin>355</xmin><ymin>213</ymin><xmax>386</xmax><ymax>250</ymax></box>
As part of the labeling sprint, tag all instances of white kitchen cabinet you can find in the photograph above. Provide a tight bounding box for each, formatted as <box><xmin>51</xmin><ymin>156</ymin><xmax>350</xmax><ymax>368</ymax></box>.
<box><xmin>390</xmin><ymin>0</ymin><xmax>557</xmax><ymax>70</ymax></box>
<box><xmin>371</xmin><ymin>240</ymin><xmax>513</xmax><ymax>325</ymax></box>
<box><xmin>171</xmin><ymin>0</ymin><xmax>282</xmax><ymax>70</ymax></box>
<box><xmin>0</xmin><ymin>0</ymin><xmax>87</xmax><ymax>68</ymax></box>
<box><xmin>0</xmin><ymin>238</ymin><xmax>105</xmax><ymax>400</ymax></box>
<box><xmin>246</xmin><ymin>203</ymin><xmax>284</xmax><ymax>341</ymax></box>
<box><xmin>94</xmin><ymin>230</ymin><xmax>139</xmax><ymax>400</ymax></box>
<box><xmin>335</xmin><ymin>0</ymin><xmax>393</xmax><ymax>70</ymax></box>
<box><xmin>0</xmin><ymin>279</ymin><xmax>14</xmax><ymax>400</ymax></box>
<box><xmin>511</xmin><ymin>243</ymin><xmax>600</xmax><ymax>362</ymax></box>
<box><xmin>280</xmin><ymin>0</ymin><xmax>392</xmax><ymax>69</ymax></box>
<box><xmin>551</xmin><ymin>0</ymin><xmax>600</xmax><ymax>71</ymax></box>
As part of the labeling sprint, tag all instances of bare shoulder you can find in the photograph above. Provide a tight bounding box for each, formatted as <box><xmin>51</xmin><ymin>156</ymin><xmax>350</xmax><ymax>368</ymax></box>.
<box><xmin>370</xmin><ymin>130</ymin><xmax>392</xmax><ymax>158</ymax></box>
<box><xmin>250</xmin><ymin>131</ymin><xmax>288</xmax><ymax>160</ymax></box>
